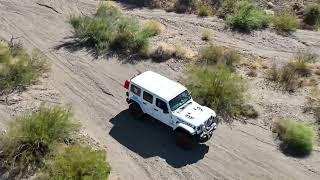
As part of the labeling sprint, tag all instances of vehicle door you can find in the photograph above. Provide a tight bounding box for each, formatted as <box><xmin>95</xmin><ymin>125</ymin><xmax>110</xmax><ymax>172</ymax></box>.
<box><xmin>152</xmin><ymin>98</ymin><xmax>172</xmax><ymax>126</ymax></box>
<box><xmin>142</xmin><ymin>91</ymin><xmax>154</xmax><ymax>115</ymax></box>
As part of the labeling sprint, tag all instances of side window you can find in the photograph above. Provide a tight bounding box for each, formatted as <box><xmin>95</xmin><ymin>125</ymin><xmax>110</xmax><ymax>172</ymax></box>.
<box><xmin>156</xmin><ymin>98</ymin><xmax>169</xmax><ymax>113</ymax></box>
<box><xmin>130</xmin><ymin>84</ymin><xmax>141</xmax><ymax>96</ymax></box>
<box><xmin>143</xmin><ymin>91</ymin><xmax>153</xmax><ymax>103</ymax></box>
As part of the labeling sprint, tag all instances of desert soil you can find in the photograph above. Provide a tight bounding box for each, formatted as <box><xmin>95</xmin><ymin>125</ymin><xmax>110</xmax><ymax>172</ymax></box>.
<box><xmin>0</xmin><ymin>0</ymin><xmax>320</xmax><ymax>179</ymax></box>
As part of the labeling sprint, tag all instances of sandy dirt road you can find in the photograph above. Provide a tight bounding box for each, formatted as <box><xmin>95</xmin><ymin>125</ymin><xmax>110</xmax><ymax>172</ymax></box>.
<box><xmin>0</xmin><ymin>0</ymin><xmax>320</xmax><ymax>179</ymax></box>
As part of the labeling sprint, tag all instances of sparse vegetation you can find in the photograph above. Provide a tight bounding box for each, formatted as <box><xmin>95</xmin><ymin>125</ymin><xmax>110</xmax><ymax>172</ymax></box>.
<box><xmin>0</xmin><ymin>40</ymin><xmax>48</xmax><ymax>95</ymax></box>
<box><xmin>303</xmin><ymin>3</ymin><xmax>320</xmax><ymax>29</ymax></box>
<box><xmin>151</xmin><ymin>43</ymin><xmax>176</xmax><ymax>62</ymax></box>
<box><xmin>151</xmin><ymin>43</ymin><xmax>197</xmax><ymax>61</ymax></box>
<box><xmin>0</xmin><ymin>106</ymin><xmax>77</xmax><ymax>178</ymax></box>
<box><xmin>198</xmin><ymin>5</ymin><xmax>211</xmax><ymax>17</ymax></box>
<box><xmin>70</xmin><ymin>1</ymin><xmax>151</xmax><ymax>54</ymax></box>
<box><xmin>199</xmin><ymin>45</ymin><xmax>240</xmax><ymax>67</ymax></box>
<box><xmin>43</xmin><ymin>145</ymin><xmax>111</xmax><ymax>180</ymax></box>
<box><xmin>185</xmin><ymin>64</ymin><xmax>246</xmax><ymax>119</ymax></box>
<box><xmin>201</xmin><ymin>30</ymin><xmax>212</xmax><ymax>41</ymax></box>
<box><xmin>305</xmin><ymin>88</ymin><xmax>320</xmax><ymax>123</ymax></box>
<box><xmin>273</xmin><ymin>12</ymin><xmax>299</xmax><ymax>33</ymax></box>
<box><xmin>226</xmin><ymin>1</ymin><xmax>271</xmax><ymax>32</ymax></box>
<box><xmin>273</xmin><ymin>119</ymin><xmax>316</xmax><ymax>156</ymax></box>
<box><xmin>143</xmin><ymin>20</ymin><xmax>163</xmax><ymax>36</ymax></box>
<box><xmin>266</xmin><ymin>51</ymin><xmax>318</xmax><ymax>91</ymax></box>
<box><xmin>174</xmin><ymin>0</ymin><xmax>196</xmax><ymax>13</ymax></box>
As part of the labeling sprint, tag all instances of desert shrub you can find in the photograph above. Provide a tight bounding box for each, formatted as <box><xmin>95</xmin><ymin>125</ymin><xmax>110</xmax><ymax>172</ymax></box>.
<box><xmin>226</xmin><ymin>1</ymin><xmax>271</xmax><ymax>32</ymax></box>
<box><xmin>267</xmin><ymin>63</ymin><xmax>301</xmax><ymax>92</ymax></box>
<box><xmin>43</xmin><ymin>145</ymin><xmax>111</xmax><ymax>180</ymax></box>
<box><xmin>198</xmin><ymin>5</ymin><xmax>211</xmax><ymax>17</ymax></box>
<box><xmin>201</xmin><ymin>30</ymin><xmax>212</xmax><ymax>41</ymax></box>
<box><xmin>240</xmin><ymin>104</ymin><xmax>258</xmax><ymax>118</ymax></box>
<box><xmin>273</xmin><ymin>12</ymin><xmax>299</xmax><ymax>33</ymax></box>
<box><xmin>273</xmin><ymin>119</ymin><xmax>315</xmax><ymax>156</ymax></box>
<box><xmin>174</xmin><ymin>0</ymin><xmax>196</xmax><ymax>13</ymax></box>
<box><xmin>0</xmin><ymin>40</ymin><xmax>48</xmax><ymax>95</ymax></box>
<box><xmin>70</xmin><ymin>1</ymin><xmax>150</xmax><ymax>54</ymax></box>
<box><xmin>266</xmin><ymin>51</ymin><xmax>318</xmax><ymax>91</ymax></box>
<box><xmin>199</xmin><ymin>45</ymin><xmax>224</xmax><ymax>64</ymax></box>
<box><xmin>199</xmin><ymin>45</ymin><xmax>240</xmax><ymax>67</ymax></box>
<box><xmin>0</xmin><ymin>106</ymin><xmax>77</xmax><ymax>178</ymax></box>
<box><xmin>142</xmin><ymin>20</ymin><xmax>162</xmax><ymax>36</ymax></box>
<box><xmin>151</xmin><ymin>43</ymin><xmax>176</xmax><ymax>62</ymax></box>
<box><xmin>303</xmin><ymin>3</ymin><xmax>320</xmax><ymax>28</ymax></box>
<box><xmin>218</xmin><ymin>0</ymin><xmax>238</xmax><ymax>19</ymax></box>
<box><xmin>185</xmin><ymin>64</ymin><xmax>246</xmax><ymax>118</ymax></box>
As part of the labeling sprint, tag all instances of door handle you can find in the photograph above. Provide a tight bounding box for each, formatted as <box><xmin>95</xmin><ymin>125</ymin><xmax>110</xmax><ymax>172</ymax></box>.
<box><xmin>143</xmin><ymin>102</ymin><xmax>146</xmax><ymax>105</ymax></box>
<box><xmin>153</xmin><ymin>108</ymin><xmax>158</xmax><ymax>111</ymax></box>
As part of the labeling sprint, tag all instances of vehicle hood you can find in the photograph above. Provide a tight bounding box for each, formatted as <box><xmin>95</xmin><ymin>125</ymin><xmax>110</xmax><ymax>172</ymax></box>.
<box><xmin>172</xmin><ymin>100</ymin><xmax>215</xmax><ymax>127</ymax></box>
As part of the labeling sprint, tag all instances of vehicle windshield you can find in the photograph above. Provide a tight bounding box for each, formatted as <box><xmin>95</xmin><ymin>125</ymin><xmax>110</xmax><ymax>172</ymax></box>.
<box><xmin>169</xmin><ymin>90</ymin><xmax>192</xmax><ymax>111</ymax></box>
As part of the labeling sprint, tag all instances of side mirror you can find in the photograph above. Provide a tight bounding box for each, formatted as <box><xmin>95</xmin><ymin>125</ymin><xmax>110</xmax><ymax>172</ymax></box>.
<box><xmin>163</xmin><ymin>109</ymin><xmax>169</xmax><ymax>114</ymax></box>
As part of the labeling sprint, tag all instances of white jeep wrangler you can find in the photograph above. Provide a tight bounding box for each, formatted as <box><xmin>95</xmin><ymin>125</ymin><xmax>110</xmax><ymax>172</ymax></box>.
<box><xmin>124</xmin><ymin>71</ymin><xmax>217</xmax><ymax>146</ymax></box>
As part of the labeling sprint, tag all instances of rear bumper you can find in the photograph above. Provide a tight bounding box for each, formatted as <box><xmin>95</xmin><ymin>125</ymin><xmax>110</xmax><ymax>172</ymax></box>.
<box><xmin>196</xmin><ymin>123</ymin><xmax>217</xmax><ymax>143</ymax></box>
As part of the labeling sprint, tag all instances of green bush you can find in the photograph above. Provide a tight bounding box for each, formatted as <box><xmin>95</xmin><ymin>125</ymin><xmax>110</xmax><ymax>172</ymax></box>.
<box><xmin>142</xmin><ymin>20</ymin><xmax>162</xmax><ymax>36</ymax></box>
<box><xmin>226</xmin><ymin>1</ymin><xmax>271</xmax><ymax>32</ymax></box>
<box><xmin>218</xmin><ymin>0</ymin><xmax>238</xmax><ymax>19</ymax></box>
<box><xmin>303</xmin><ymin>3</ymin><xmax>320</xmax><ymax>27</ymax></box>
<box><xmin>0</xmin><ymin>106</ymin><xmax>77</xmax><ymax>177</ymax></box>
<box><xmin>185</xmin><ymin>64</ymin><xmax>246</xmax><ymax>118</ymax></box>
<box><xmin>273</xmin><ymin>119</ymin><xmax>315</xmax><ymax>156</ymax></box>
<box><xmin>199</xmin><ymin>45</ymin><xmax>240</xmax><ymax>67</ymax></box>
<box><xmin>198</xmin><ymin>5</ymin><xmax>211</xmax><ymax>17</ymax></box>
<box><xmin>70</xmin><ymin>1</ymin><xmax>150</xmax><ymax>54</ymax></box>
<box><xmin>44</xmin><ymin>145</ymin><xmax>111</xmax><ymax>180</ymax></box>
<box><xmin>0</xmin><ymin>40</ymin><xmax>48</xmax><ymax>94</ymax></box>
<box><xmin>273</xmin><ymin>12</ymin><xmax>300</xmax><ymax>33</ymax></box>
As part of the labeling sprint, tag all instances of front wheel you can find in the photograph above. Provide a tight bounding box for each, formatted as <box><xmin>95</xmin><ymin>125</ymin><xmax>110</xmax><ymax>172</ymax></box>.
<box><xmin>175</xmin><ymin>130</ymin><xmax>196</xmax><ymax>149</ymax></box>
<box><xmin>128</xmin><ymin>102</ymin><xmax>144</xmax><ymax>119</ymax></box>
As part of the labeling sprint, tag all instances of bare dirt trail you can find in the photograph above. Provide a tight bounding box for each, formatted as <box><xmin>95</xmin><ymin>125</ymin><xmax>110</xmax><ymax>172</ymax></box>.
<box><xmin>0</xmin><ymin>0</ymin><xmax>320</xmax><ymax>180</ymax></box>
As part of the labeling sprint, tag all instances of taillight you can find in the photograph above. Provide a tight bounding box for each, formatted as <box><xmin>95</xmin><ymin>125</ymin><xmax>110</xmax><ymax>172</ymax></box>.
<box><xmin>124</xmin><ymin>80</ymin><xmax>130</xmax><ymax>89</ymax></box>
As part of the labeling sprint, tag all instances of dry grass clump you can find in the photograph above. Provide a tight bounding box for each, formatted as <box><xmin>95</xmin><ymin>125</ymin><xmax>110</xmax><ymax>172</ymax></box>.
<box><xmin>143</xmin><ymin>20</ymin><xmax>163</xmax><ymax>36</ymax></box>
<box><xmin>198</xmin><ymin>5</ymin><xmax>211</xmax><ymax>17</ymax></box>
<box><xmin>266</xmin><ymin>50</ymin><xmax>318</xmax><ymax>92</ymax></box>
<box><xmin>199</xmin><ymin>45</ymin><xmax>240</xmax><ymax>68</ymax></box>
<box><xmin>201</xmin><ymin>30</ymin><xmax>212</xmax><ymax>41</ymax></box>
<box><xmin>150</xmin><ymin>43</ymin><xmax>197</xmax><ymax>62</ymax></box>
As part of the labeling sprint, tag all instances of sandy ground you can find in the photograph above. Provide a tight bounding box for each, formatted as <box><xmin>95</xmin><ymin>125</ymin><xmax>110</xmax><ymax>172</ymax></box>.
<box><xmin>0</xmin><ymin>0</ymin><xmax>320</xmax><ymax>179</ymax></box>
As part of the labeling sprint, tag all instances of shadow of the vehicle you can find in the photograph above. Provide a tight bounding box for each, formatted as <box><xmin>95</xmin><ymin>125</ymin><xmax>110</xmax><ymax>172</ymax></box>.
<box><xmin>109</xmin><ymin>110</ymin><xmax>209</xmax><ymax>168</ymax></box>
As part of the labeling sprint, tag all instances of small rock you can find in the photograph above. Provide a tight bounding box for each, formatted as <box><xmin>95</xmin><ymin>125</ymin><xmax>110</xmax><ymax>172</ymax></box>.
<box><xmin>264</xmin><ymin>9</ymin><xmax>275</xmax><ymax>16</ymax></box>
<box><xmin>267</xmin><ymin>2</ymin><xmax>275</xmax><ymax>9</ymax></box>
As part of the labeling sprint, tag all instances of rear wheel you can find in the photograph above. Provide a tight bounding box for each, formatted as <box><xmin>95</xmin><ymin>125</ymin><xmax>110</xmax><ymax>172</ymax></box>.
<box><xmin>175</xmin><ymin>129</ymin><xmax>195</xmax><ymax>149</ymax></box>
<box><xmin>129</xmin><ymin>102</ymin><xmax>144</xmax><ymax>119</ymax></box>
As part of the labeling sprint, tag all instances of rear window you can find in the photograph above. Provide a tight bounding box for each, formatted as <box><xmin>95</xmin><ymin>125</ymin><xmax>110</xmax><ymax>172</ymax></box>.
<box><xmin>143</xmin><ymin>91</ymin><xmax>153</xmax><ymax>103</ymax></box>
<box><xmin>130</xmin><ymin>84</ymin><xmax>141</xmax><ymax>96</ymax></box>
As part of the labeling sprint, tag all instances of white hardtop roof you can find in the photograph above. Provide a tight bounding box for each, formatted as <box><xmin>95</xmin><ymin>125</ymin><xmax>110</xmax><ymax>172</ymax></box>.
<box><xmin>131</xmin><ymin>71</ymin><xmax>187</xmax><ymax>101</ymax></box>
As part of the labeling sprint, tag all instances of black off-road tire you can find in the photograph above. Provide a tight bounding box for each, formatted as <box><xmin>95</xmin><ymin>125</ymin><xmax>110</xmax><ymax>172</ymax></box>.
<box><xmin>129</xmin><ymin>102</ymin><xmax>144</xmax><ymax>119</ymax></box>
